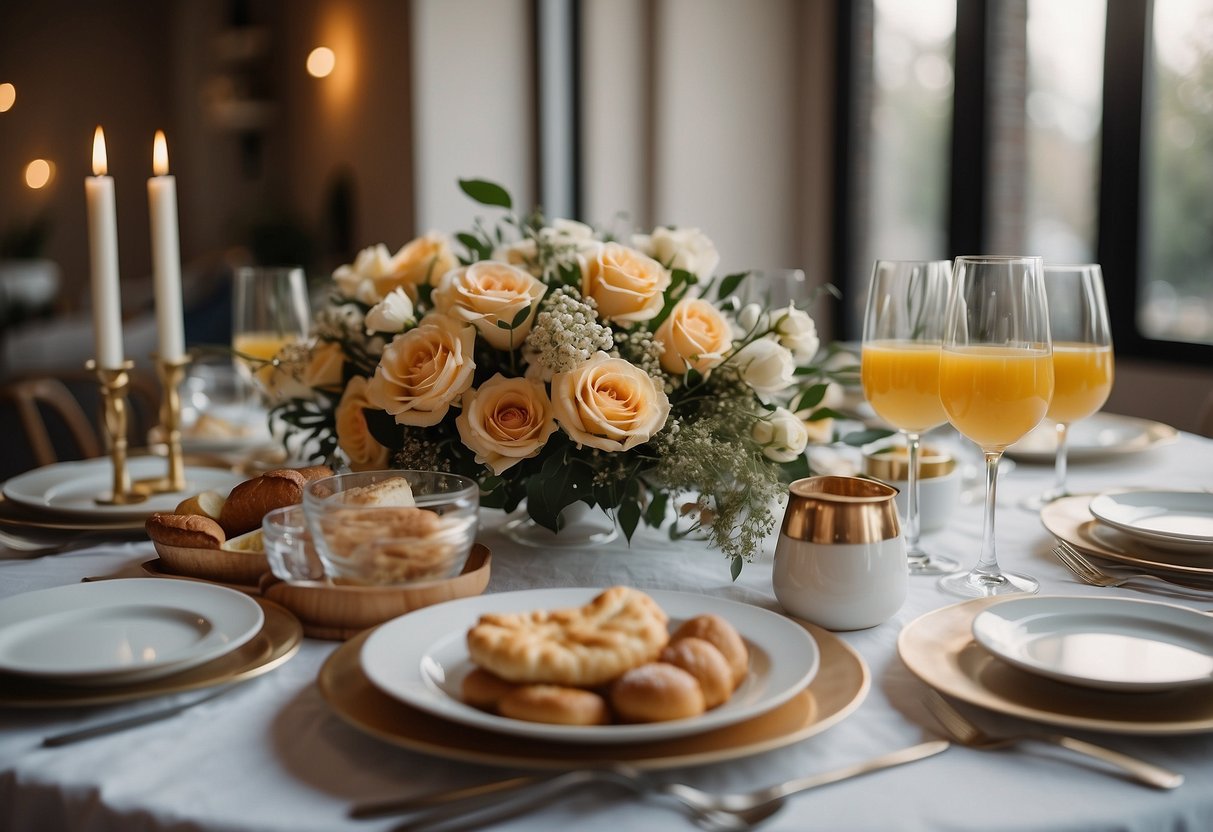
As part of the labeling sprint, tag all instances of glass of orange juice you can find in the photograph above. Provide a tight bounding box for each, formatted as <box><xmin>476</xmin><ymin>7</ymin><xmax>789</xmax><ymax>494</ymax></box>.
<box><xmin>1022</xmin><ymin>264</ymin><xmax>1114</xmax><ymax>509</ymax></box>
<box><xmin>939</xmin><ymin>256</ymin><xmax>1053</xmax><ymax>597</ymax></box>
<box><xmin>861</xmin><ymin>260</ymin><xmax>959</xmax><ymax>575</ymax></box>
<box><xmin>232</xmin><ymin>266</ymin><xmax>311</xmax><ymax>403</ymax></box>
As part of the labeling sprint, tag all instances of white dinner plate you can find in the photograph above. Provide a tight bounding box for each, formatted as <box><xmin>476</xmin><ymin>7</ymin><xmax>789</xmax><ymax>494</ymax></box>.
<box><xmin>0</xmin><ymin>578</ymin><xmax>264</xmax><ymax>686</ymax></box>
<box><xmin>2</xmin><ymin>457</ymin><xmax>242</xmax><ymax>519</ymax></box>
<box><xmin>1005</xmin><ymin>413</ymin><xmax>1177</xmax><ymax>463</ymax></box>
<box><xmin>972</xmin><ymin>596</ymin><xmax>1213</xmax><ymax>693</ymax></box>
<box><xmin>1088</xmin><ymin>490</ymin><xmax>1213</xmax><ymax>553</ymax></box>
<box><xmin>360</xmin><ymin>588</ymin><xmax>820</xmax><ymax>744</ymax></box>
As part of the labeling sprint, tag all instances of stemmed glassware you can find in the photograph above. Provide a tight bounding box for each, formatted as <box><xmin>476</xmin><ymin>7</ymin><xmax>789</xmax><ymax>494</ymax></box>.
<box><xmin>231</xmin><ymin>266</ymin><xmax>310</xmax><ymax>405</ymax></box>
<box><xmin>1021</xmin><ymin>264</ymin><xmax>1114</xmax><ymax>509</ymax></box>
<box><xmin>938</xmin><ymin>256</ymin><xmax>1054</xmax><ymax>597</ymax></box>
<box><xmin>860</xmin><ymin>260</ymin><xmax>959</xmax><ymax>575</ymax></box>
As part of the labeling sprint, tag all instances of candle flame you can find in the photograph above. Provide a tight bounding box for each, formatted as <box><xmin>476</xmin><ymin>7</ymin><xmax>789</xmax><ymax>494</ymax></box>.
<box><xmin>153</xmin><ymin>130</ymin><xmax>169</xmax><ymax>176</ymax></box>
<box><xmin>92</xmin><ymin>126</ymin><xmax>108</xmax><ymax>176</ymax></box>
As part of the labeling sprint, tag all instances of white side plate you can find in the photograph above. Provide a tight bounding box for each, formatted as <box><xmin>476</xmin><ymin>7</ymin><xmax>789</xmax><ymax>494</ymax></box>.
<box><xmin>1089</xmin><ymin>490</ymin><xmax>1213</xmax><ymax>553</ymax></box>
<box><xmin>1005</xmin><ymin>413</ymin><xmax>1177</xmax><ymax>463</ymax></box>
<box><xmin>360</xmin><ymin>587</ymin><xmax>819</xmax><ymax>744</ymax></box>
<box><xmin>0</xmin><ymin>579</ymin><xmax>264</xmax><ymax>685</ymax></box>
<box><xmin>972</xmin><ymin>596</ymin><xmax>1213</xmax><ymax>692</ymax></box>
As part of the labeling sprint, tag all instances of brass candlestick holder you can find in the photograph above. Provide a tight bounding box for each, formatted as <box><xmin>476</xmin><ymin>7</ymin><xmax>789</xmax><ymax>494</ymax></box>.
<box><xmin>136</xmin><ymin>353</ymin><xmax>192</xmax><ymax>495</ymax></box>
<box><xmin>86</xmin><ymin>358</ymin><xmax>147</xmax><ymax>506</ymax></box>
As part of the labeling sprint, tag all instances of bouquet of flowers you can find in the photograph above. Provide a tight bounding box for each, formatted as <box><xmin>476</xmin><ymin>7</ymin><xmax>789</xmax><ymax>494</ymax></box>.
<box><xmin>277</xmin><ymin>179</ymin><xmax>875</xmax><ymax>575</ymax></box>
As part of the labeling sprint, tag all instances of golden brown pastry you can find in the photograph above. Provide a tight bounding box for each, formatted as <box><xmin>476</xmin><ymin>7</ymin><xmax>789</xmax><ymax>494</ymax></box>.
<box><xmin>218</xmin><ymin>469</ymin><xmax>306</xmax><ymax>537</ymax></box>
<box><xmin>671</xmin><ymin>614</ymin><xmax>749</xmax><ymax>688</ymax></box>
<box><xmin>498</xmin><ymin>684</ymin><xmax>610</xmax><ymax>726</ymax></box>
<box><xmin>659</xmin><ymin>637</ymin><xmax>734</xmax><ymax>709</ymax></box>
<box><xmin>293</xmin><ymin>464</ymin><xmax>335</xmax><ymax>484</ymax></box>
<box><xmin>221</xmin><ymin>528</ymin><xmax>265</xmax><ymax>553</ymax></box>
<box><xmin>610</xmin><ymin>662</ymin><xmax>706</xmax><ymax>723</ymax></box>
<box><xmin>466</xmin><ymin>586</ymin><xmax>669</xmax><ymax>687</ymax></box>
<box><xmin>461</xmin><ymin>667</ymin><xmax>519</xmax><ymax>710</ymax></box>
<box><xmin>174</xmin><ymin>490</ymin><xmax>226</xmax><ymax>522</ymax></box>
<box><xmin>145</xmin><ymin>512</ymin><xmax>225</xmax><ymax>549</ymax></box>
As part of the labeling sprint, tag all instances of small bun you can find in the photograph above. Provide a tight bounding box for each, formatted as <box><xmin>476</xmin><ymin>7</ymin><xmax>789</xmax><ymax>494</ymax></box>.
<box><xmin>498</xmin><ymin>685</ymin><xmax>610</xmax><ymax>726</ymax></box>
<box><xmin>219</xmin><ymin>469</ymin><xmax>306</xmax><ymax>537</ymax></box>
<box><xmin>659</xmin><ymin>637</ymin><xmax>734</xmax><ymax>709</ymax></box>
<box><xmin>461</xmin><ymin>667</ymin><xmax>519</xmax><ymax>710</ymax></box>
<box><xmin>146</xmin><ymin>512</ymin><xmax>225</xmax><ymax>549</ymax></box>
<box><xmin>294</xmin><ymin>464</ymin><xmax>335</xmax><ymax>484</ymax></box>
<box><xmin>610</xmin><ymin>662</ymin><xmax>706</xmax><ymax>723</ymax></box>
<box><xmin>671</xmin><ymin>614</ymin><xmax>749</xmax><ymax>688</ymax></box>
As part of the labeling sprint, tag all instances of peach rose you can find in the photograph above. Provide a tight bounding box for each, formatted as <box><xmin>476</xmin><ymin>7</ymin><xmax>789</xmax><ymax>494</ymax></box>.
<box><xmin>581</xmin><ymin>242</ymin><xmax>671</xmax><ymax>324</ymax></box>
<box><xmin>432</xmin><ymin>261</ymin><xmax>546</xmax><ymax>350</ymax></box>
<box><xmin>456</xmin><ymin>374</ymin><xmax>558</xmax><ymax>474</ymax></box>
<box><xmin>375</xmin><ymin>232</ymin><xmax>459</xmax><ymax>300</ymax></box>
<box><xmin>303</xmin><ymin>340</ymin><xmax>345</xmax><ymax>390</ymax></box>
<box><xmin>655</xmin><ymin>298</ymin><xmax>733</xmax><ymax>374</ymax></box>
<box><xmin>366</xmin><ymin>314</ymin><xmax>477</xmax><ymax>427</ymax></box>
<box><xmin>551</xmin><ymin>352</ymin><xmax>671</xmax><ymax>452</ymax></box>
<box><xmin>336</xmin><ymin>376</ymin><xmax>391</xmax><ymax>471</ymax></box>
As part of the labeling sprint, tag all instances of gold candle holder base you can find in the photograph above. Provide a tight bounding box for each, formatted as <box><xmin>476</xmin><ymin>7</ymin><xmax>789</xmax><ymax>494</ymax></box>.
<box><xmin>134</xmin><ymin>353</ymin><xmax>193</xmax><ymax>496</ymax></box>
<box><xmin>87</xmin><ymin>359</ymin><xmax>148</xmax><ymax>506</ymax></box>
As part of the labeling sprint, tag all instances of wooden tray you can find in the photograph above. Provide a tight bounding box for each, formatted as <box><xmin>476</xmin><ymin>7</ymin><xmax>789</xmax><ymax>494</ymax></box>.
<box><xmin>261</xmin><ymin>543</ymin><xmax>491</xmax><ymax>640</ymax></box>
<box><xmin>151</xmin><ymin>539</ymin><xmax>269</xmax><ymax>586</ymax></box>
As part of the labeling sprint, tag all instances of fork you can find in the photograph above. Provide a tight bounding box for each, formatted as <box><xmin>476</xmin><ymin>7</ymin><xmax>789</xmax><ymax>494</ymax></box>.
<box><xmin>922</xmin><ymin>690</ymin><xmax>1183</xmax><ymax>789</ymax></box>
<box><xmin>1051</xmin><ymin>540</ymin><xmax>1213</xmax><ymax>597</ymax></box>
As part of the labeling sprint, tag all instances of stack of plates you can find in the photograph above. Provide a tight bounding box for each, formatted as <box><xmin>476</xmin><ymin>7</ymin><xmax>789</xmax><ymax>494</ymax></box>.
<box><xmin>318</xmin><ymin>588</ymin><xmax>872</xmax><ymax>769</ymax></box>
<box><xmin>1040</xmin><ymin>492</ymin><xmax>1213</xmax><ymax>582</ymax></box>
<box><xmin>0</xmin><ymin>579</ymin><xmax>302</xmax><ymax>707</ymax></box>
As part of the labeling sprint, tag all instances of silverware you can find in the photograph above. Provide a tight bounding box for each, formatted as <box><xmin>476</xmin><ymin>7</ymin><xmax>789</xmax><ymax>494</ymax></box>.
<box><xmin>353</xmin><ymin>739</ymin><xmax>950</xmax><ymax>831</ymax></box>
<box><xmin>42</xmin><ymin>683</ymin><xmax>243</xmax><ymax>747</ymax></box>
<box><xmin>1052</xmin><ymin>540</ymin><xmax>1213</xmax><ymax>597</ymax></box>
<box><xmin>922</xmin><ymin>689</ymin><xmax>1183</xmax><ymax>789</ymax></box>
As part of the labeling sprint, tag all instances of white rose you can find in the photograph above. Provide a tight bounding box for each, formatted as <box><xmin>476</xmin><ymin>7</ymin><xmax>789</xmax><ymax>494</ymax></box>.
<box><xmin>365</xmin><ymin>288</ymin><xmax>415</xmax><ymax>335</ymax></box>
<box><xmin>772</xmin><ymin>304</ymin><xmax>820</xmax><ymax>362</ymax></box>
<box><xmin>733</xmin><ymin>338</ymin><xmax>796</xmax><ymax>397</ymax></box>
<box><xmin>540</xmin><ymin>218</ymin><xmax>596</xmax><ymax>247</ymax></box>
<box><xmin>752</xmin><ymin>407</ymin><xmax>809</xmax><ymax>463</ymax></box>
<box><xmin>333</xmin><ymin>244</ymin><xmax>395</xmax><ymax>303</ymax></box>
<box><xmin>632</xmin><ymin>227</ymin><xmax>720</xmax><ymax>279</ymax></box>
<box><xmin>736</xmin><ymin>302</ymin><xmax>767</xmax><ymax>335</ymax></box>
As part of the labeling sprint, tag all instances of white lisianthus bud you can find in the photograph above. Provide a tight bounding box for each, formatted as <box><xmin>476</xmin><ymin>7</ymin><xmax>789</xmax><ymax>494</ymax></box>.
<box><xmin>365</xmin><ymin>288</ymin><xmax>416</xmax><ymax>335</ymax></box>
<box><xmin>736</xmin><ymin>303</ymin><xmax>767</xmax><ymax>335</ymax></box>
<box><xmin>752</xmin><ymin>407</ymin><xmax>810</xmax><ymax>463</ymax></box>
<box><xmin>541</xmin><ymin>218</ymin><xmax>597</xmax><ymax>247</ymax></box>
<box><xmin>771</xmin><ymin>304</ymin><xmax>820</xmax><ymax>362</ymax></box>
<box><xmin>733</xmin><ymin>338</ymin><xmax>797</xmax><ymax>396</ymax></box>
<box><xmin>632</xmin><ymin>226</ymin><xmax>720</xmax><ymax>279</ymax></box>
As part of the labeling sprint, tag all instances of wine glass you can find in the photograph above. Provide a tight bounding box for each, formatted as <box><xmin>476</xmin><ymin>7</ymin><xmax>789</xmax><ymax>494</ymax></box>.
<box><xmin>860</xmin><ymin>260</ymin><xmax>959</xmax><ymax>575</ymax></box>
<box><xmin>232</xmin><ymin>266</ymin><xmax>311</xmax><ymax>404</ymax></box>
<box><xmin>938</xmin><ymin>255</ymin><xmax>1054</xmax><ymax>597</ymax></box>
<box><xmin>1022</xmin><ymin>264</ymin><xmax>1114</xmax><ymax>509</ymax></box>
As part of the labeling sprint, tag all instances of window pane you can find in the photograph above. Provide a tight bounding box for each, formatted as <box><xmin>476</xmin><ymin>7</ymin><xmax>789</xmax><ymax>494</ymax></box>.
<box><xmin>1025</xmin><ymin>0</ymin><xmax>1106</xmax><ymax>262</ymax></box>
<box><xmin>1142</xmin><ymin>0</ymin><xmax>1213</xmax><ymax>345</ymax></box>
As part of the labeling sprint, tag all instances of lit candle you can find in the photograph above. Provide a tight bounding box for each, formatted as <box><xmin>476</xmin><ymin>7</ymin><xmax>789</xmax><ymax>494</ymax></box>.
<box><xmin>85</xmin><ymin>126</ymin><xmax>124</xmax><ymax>369</ymax></box>
<box><xmin>148</xmin><ymin>130</ymin><xmax>184</xmax><ymax>362</ymax></box>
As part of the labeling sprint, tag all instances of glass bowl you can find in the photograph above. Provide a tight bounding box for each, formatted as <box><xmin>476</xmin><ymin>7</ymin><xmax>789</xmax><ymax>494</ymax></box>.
<box><xmin>302</xmin><ymin>470</ymin><xmax>479</xmax><ymax>586</ymax></box>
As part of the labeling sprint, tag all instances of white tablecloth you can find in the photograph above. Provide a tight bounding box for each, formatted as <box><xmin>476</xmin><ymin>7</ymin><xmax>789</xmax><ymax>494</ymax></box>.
<box><xmin>3</xmin><ymin>427</ymin><xmax>1213</xmax><ymax>832</ymax></box>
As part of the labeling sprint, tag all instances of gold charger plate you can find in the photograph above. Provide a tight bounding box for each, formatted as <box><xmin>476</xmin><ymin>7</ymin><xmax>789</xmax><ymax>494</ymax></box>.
<box><xmin>0</xmin><ymin>597</ymin><xmax>302</xmax><ymax>707</ymax></box>
<box><xmin>898</xmin><ymin>597</ymin><xmax>1213</xmax><ymax>735</ymax></box>
<box><xmin>317</xmin><ymin>619</ymin><xmax>868</xmax><ymax>770</ymax></box>
<box><xmin>1040</xmin><ymin>496</ymin><xmax>1213</xmax><ymax>577</ymax></box>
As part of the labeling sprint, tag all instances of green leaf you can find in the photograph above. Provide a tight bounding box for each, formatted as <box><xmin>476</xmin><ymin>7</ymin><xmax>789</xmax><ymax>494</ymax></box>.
<box><xmin>459</xmin><ymin>178</ymin><xmax>512</xmax><ymax>209</ymax></box>
<box><xmin>715</xmin><ymin>271</ymin><xmax>750</xmax><ymax>301</ymax></box>
<box><xmin>805</xmin><ymin>407</ymin><xmax>849</xmax><ymax>421</ymax></box>
<box><xmin>792</xmin><ymin>383</ymin><xmax>829</xmax><ymax>412</ymax></box>
<box><xmin>780</xmin><ymin>455</ymin><xmax>812</xmax><ymax>481</ymax></box>
<box><xmin>510</xmin><ymin>305</ymin><xmax>531</xmax><ymax>328</ymax></box>
<box><xmin>619</xmin><ymin>499</ymin><xmax>641</xmax><ymax>542</ymax></box>
<box><xmin>840</xmin><ymin>427</ymin><xmax>897</xmax><ymax>446</ymax></box>
<box><xmin>644</xmin><ymin>490</ymin><xmax>669</xmax><ymax>527</ymax></box>
<box><xmin>730</xmin><ymin>555</ymin><xmax>744</xmax><ymax>581</ymax></box>
<box><xmin>363</xmin><ymin>407</ymin><xmax>405</xmax><ymax>449</ymax></box>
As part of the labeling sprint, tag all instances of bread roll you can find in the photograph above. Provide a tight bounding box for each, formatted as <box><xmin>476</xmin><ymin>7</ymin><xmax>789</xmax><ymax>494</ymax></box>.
<box><xmin>610</xmin><ymin>662</ymin><xmax>706</xmax><ymax>723</ymax></box>
<box><xmin>671</xmin><ymin>614</ymin><xmax>749</xmax><ymax>688</ymax></box>
<box><xmin>498</xmin><ymin>685</ymin><xmax>610</xmax><ymax>726</ymax></box>
<box><xmin>659</xmin><ymin>637</ymin><xmax>734</xmax><ymax>709</ymax></box>
<box><xmin>219</xmin><ymin>469</ymin><xmax>306</xmax><ymax>537</ymax></box>
<box><xmin>461</xmin><ymin>667</ymin><xmax>519</xmax><ymax>710</ymax></box>
<box><xmin>294</xmin><ymin>464</ymin><xmax>335</xmax><ymax>484</ymax></box>
<box><xmin>175</xmin><ymin>490</ymin><xmax>226</xmax><ymax>522</ymax></box>
<box><xmin>146</xmin><ymin>512</ymin><xmax>225</xmax><ymax>549</ymax></box>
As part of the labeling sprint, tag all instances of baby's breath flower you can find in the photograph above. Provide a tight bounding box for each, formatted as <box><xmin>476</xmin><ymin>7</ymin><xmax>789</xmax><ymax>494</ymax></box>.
<box><xmin>524</xmin><ymin>287</ymin><xmax>614</xmax><ymax>376</ymax></box>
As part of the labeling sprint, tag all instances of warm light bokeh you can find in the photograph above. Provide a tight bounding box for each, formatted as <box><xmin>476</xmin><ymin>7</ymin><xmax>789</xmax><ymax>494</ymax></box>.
<box><xmin>153</xmin><ymin>129</ymin><xmax>169</xmax><ymax>175</ymax></box>
<box><xmin>307</xmin><ymin>46</ymin><xmax>336</xmax><ymax>78</ymax></box>
<box><xmin>24</xmin><ymin>158</ymin><xmax>52</xmax><ymax>189</ymax></box>
<box><xmin>92</xmin><ymin>126</ymin><xmax>108</xmax><ymax>176</ymax></box>
<box><xmin>0</xmin><ymin>82</ymin><xmax>14</xmax><ymax>112</ymax></box>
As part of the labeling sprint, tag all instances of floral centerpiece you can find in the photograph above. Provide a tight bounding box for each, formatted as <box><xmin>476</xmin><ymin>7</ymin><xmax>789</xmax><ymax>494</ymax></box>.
<box><xmin>276</xmin><ymin>179</ymin><xmax>878</xmax><ymax>576</ymax></box>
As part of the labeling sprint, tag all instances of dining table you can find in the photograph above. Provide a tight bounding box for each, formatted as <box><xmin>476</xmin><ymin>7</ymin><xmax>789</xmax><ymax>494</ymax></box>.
<box><xmin>2</xmin><ymin>418</ymin><xmax>1212</xmax><ymax>832</ymax></box>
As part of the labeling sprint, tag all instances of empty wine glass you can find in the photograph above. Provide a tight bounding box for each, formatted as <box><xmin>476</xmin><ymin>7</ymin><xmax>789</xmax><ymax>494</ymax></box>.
<box><xmin>938</xmin><ymin>256</ymin><xmax>1053</xmax><ymax>598</ymax></box>
<box><xmin>231</xmin><ymin>266</ymin><xmax>310</xmax><ymax>404</ymax></box>
<box><xmin>860</xmin><ymin>260</ymin><xmax>959</xmax><ymax>575</ymax></box>
<box><xmin>1021</xmin><ymin>264</ymin><xmax>1114</xmax><ymax>509</ymax></box>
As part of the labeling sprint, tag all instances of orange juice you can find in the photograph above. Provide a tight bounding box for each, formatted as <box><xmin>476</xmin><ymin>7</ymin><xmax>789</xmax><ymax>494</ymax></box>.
<box><xmin>861</xmin><ymin>341</ymin><xmax>948</xmax><ymax>433</ymax></box>
<box><xmin>233</xmin><ymin>332</ymin><xmax>299</xmax><ymax>389</ymax></box>
<box><xmin>939</xmin><ymin>345</ymin><xmax>1054</xmax><ymax>450</ymax></box>
<box><xmin>1047</xmin><ymin>341</ymin><xmax>1113</xmax><ymax>424</ymax></box>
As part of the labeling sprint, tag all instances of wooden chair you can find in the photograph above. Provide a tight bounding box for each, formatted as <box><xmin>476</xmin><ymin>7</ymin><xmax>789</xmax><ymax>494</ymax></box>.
<box><xmin>0</xmin><ymin>377</ymin><xmax>100</xmax><ymax>467</ymax></box>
